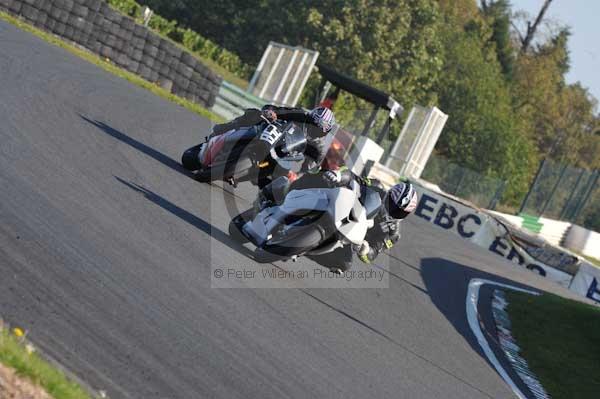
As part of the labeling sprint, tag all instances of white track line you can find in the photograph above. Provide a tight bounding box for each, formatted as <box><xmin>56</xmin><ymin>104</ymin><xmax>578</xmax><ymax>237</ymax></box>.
<box><xmin>466</xmin><ymin>278</ymin><xmax>539</xmax><ymax>399</ymax></box>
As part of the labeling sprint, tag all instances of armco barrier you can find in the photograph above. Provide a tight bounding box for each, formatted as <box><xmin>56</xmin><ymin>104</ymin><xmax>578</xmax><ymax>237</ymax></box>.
<box><xmin>211</xmin><ymin>80</ymin><xmax>267</xmax><ymax>120</ymax></box>
<box><xmin>0</xmin><ymin>0</ymin><xmax>222</xmax><ymax>108</ymax></box>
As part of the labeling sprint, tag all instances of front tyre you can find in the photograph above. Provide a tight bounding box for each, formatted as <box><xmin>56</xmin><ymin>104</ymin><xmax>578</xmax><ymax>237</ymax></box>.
<box><xmin>259</xmin><ymin>225</ymin><xmax>324</xmax><ymax>260</ymax></box>
<box><xmin>228</xmin><ymin>209</ymin><xmax>255</xmax><ymax>243</ymax></box>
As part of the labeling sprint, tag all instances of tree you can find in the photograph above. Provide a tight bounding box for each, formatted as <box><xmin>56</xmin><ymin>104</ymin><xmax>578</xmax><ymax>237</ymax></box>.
<box><xmin>138</xmin><ymin>0</ymin><xmax>599</xmax><ymax>206</ymax></box>
<box><xmin>434</xmin><ymin>16</ymin><xmax>535</xmax><ymax>202</ymax></box>
<box><xmin>140</xmin><ymin>0</ymin><xmax>444</xmax><ymax>110</ymax></box>
<box><xmin>517</xmin><ymin>0</ymin><xmax>554</xmax><ymax>53</ymax></box>
<box><xmin>302</xmin><ymin>0</ymin><xmax>443</xmax><ymax>108</ymax></box>
<box><xmin>511</xmin><ymin>27</ymin><xmax>600</xmax><ymax>167</ymax></box>
<box><xmin>481</xmin><ymin>0</ymin><xmax>514</xmax><ymax>78</ymax></box>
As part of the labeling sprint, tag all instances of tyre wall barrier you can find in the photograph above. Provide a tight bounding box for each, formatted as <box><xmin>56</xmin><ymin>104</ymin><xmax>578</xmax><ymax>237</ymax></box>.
<box><xmin>0</xmin><ymin>0</ymin><xmax>222</xmax><ymax>108</ymax></box>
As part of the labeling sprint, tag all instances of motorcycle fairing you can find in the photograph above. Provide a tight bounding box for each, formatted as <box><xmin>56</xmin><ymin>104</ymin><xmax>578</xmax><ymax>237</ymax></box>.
<box><xmin>201</xmin><ymin>127</ymin><xmax>257</xmax><ymax>166</ymax></box>
<box><xmin>243</xmin><ymin>180</ymin><xmax>375</xmax><ymax>252</ymax></box>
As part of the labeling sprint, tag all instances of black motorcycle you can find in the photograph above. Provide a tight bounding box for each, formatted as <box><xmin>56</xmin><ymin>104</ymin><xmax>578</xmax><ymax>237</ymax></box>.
<box><xmin>181</xmin><ymin>118</ymin><xmax>307</xmax><ymax>187</ymax></box>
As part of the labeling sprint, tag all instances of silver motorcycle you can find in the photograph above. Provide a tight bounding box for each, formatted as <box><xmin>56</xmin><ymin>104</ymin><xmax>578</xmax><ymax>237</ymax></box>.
<box><xmin>229</xmin><ymin>177</ymin><xmax>382</xmax><ymax>263</ymax></box>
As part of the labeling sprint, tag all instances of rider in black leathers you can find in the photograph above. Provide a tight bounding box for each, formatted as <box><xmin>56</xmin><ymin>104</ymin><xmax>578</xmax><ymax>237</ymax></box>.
<box><xmin>257</xmin><ymin>168</ymin><xmax>418</xmax><ymax>273</ymax></box>
<box><xmin>211</xmin><ymin>105</ymin><xmax>335</xmax><ymax>173</ymax></box>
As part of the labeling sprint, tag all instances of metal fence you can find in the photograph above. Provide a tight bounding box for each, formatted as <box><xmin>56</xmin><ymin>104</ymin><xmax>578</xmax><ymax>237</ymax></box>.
<box><xmin>421</xmin><ymin>153</ymin><xmax>507</xmax><ymax>209</ymax></box>
<box><xmin>519</xmin><ymin>159</ymin><xmax>600</xmax><ymax>230</ymax></box>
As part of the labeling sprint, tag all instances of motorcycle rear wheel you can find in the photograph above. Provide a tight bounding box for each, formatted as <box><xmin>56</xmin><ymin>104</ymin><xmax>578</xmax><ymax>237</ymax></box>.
<box><xmin>195</xmin><ymin>155</ymin><xmax>255</xmax><ymax>184</ymax></box>
<box><xmin>181</xmin><ymin>144</ymin><xmax>203</xmax><ymax>171</ymax></box>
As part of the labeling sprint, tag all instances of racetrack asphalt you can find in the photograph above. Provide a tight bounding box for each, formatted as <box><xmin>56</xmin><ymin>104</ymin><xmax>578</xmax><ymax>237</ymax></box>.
<box><xmin>0</xmin><ymin>19</ymin><xmax>583</xmax><ymax>399</ymax></box>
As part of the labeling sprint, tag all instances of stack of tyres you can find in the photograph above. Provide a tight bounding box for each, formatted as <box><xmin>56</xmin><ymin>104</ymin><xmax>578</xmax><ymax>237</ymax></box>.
<box><xmin>0</xmin><ymin>0</ymin><xmax>223</xmax><ymax>108</ymax></box>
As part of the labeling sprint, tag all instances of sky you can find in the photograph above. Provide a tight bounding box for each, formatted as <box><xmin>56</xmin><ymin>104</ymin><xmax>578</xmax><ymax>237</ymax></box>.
<box><xmin>511</xmin><ymin>0</ymin><xmax>600</xmax><ymax>102</ymax></box>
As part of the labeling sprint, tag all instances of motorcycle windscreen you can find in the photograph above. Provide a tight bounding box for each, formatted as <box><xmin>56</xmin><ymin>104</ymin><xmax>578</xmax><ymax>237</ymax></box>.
<box><xmin>282</xmin><ymin>187</ymin><xmax>369</xmax><ymax>245</ymax></box>
<box><xmin>271</xmin><ymin>123</ymin><xmax>308</xmax><ymax>172</ymax></box>
<box><xmin>280</xmin><ymin>123</ymin><xmax>307</xmax><ymax>155</ymax></box>
<box><xmin>245</xmin><ymin>190</ymin><xmax>329</xmax><ymax>249</ymax></box>
<box><xmin>280</xmin><ymin>189</ymin><xmax>331</xmax><ymax>213</ymax></box>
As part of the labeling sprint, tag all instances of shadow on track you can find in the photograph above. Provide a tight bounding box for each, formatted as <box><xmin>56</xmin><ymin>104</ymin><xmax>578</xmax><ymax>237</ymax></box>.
<box><xmin>115</xmin><ymin>176</ymin><xmax>255</xmax><ymax>258</ymax></box>
<box><xmin>420</xmin><ymin>257</ymin><xmax>538</xmax><ymax>394</ymax></box>
<box><xmin>81</xmin><ymin>115</ymin><xmax>191</xmax><ymax>178</ymax></box>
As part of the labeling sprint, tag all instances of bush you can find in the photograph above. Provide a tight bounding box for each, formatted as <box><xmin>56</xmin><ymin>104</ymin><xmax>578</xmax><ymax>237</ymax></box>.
<box><xmin>108</xmin><ymin>0</ymin><xmax>140</xmax><ymax>18</ymax></box>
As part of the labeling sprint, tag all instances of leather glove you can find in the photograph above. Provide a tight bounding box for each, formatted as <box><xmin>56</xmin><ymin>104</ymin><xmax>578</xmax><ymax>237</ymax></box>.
<box><xmin>323</xmin><ymin>170</ymin><xmax>342</xmax><ymax>186</ymax></box>
<box><xmin>378</xmin><ymin>219</ymin><xmax>397</xmax><ymax>235</ymax></box>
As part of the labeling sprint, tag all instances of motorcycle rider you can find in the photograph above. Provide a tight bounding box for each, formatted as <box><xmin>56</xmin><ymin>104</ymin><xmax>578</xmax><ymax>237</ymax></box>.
<box><xmin>320</xmin><ymin>169</ymin><xmax>418</xmax><ymax>273</ymax></box>
<box><xmin>255</xmin><ymin>168</ymin><xmax>418</xmax><ymax>274</ymax></box>
<box><xmin>210</xmin><ymin>105</ymin><xmax>336</xmax><ymax>172</ymax></box>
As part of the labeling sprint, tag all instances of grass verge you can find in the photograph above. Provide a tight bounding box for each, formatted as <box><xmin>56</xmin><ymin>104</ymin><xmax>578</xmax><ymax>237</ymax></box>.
<box><xmin>0</xmin><ymin>10</ymin><xmax>223</xmax><ymax>123</ymax></box>
<box><xmin>195</xmin><ymin>56</ymin><xmax>249</xmax><ymax>90</ymax></box>
<box><xmin>580</xmin><ymin>254</ymin><xmax>600</xmax><ymax>268</ymax></box>
<box><xmin>506</xmin><ymin>291</ymin><xmax>600</xmax><ymax>399</ymax></box>
<box><xmin>0</xmin><ymin>328</ymin><xmax>91</xmax><ymax>399</ymax></box>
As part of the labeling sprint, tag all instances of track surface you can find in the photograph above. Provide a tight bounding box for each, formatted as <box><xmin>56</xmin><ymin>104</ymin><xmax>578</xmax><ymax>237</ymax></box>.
<box><xmin>0</xmin><ymin>20</ymin><xmax>580</xmax><ymax>398</ymax></box>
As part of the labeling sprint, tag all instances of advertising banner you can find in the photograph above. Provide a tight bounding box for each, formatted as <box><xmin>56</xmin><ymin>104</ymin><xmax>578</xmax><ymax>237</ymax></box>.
<box><xmin>412</xmin><ymin>182</ymin><xmax>575</xmax><ymax>287</ymax></box>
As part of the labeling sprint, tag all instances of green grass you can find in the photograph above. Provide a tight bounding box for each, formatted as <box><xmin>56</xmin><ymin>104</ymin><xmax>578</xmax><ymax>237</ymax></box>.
<box><xmin>0</xmin><ymin>328</ymin><xmax>91</xmax><ymax>399</ymax></box>
<box><xmin>195</xmin><ymin>56</ymin><xmax>249</xmax><ymax>90</ymax></box>
<box><xmin>580</xmin><ymin>254</ymin><xmax>600</xmax><ymax>268</ymax></box>
<box><xmin>506</xmin><ymin>291</ymin><xmax>600</xmax><ymax>399</ymax></box>
<box><xmin>0</xmin><ymin>10</ymin><xmax>224</xmax><ymax>123</ymax></box>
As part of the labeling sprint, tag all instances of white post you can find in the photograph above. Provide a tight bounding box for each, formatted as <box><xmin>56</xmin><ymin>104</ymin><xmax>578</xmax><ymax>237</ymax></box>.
<box><xmin>385</xmin><ymin>106</ymin><xmax>417</xmax><ymax>168</ymax></box>
<box><xmin>413</xmin><ymin>108</ymin><xmax>448</xmax><ymax>177</ymax></box>
<box><xmin>273</xmin><ymin>49</ymin><xmax>300</xmax><ymax>104</ymax></box>
<box><xmin>248</xmin><ymin>42</ymin><xmax>273</xmax><ymax>92</ymax></box>
<box><xmin>143</xmin><ymin>7</ymin><xmax>154</xmax><ymax>27</ymax></box>
<box><xmin>258</xmin><ymin>47</ymin><xmax>285</xmax><ymax>99</ymax></box>
<box><xmin>402</xmin><ymin>107</ymin><xmax>434</xmax><ymax>177</ymax></box>
<box><xmin>291</xmin><ymin>51</ymin><xmax>319</xmax><ymax>106</ymax></box>
<box><xmin>282</xmin><ymin>52</ymin><xmax>309</xmax><ymax>105</ymax></box>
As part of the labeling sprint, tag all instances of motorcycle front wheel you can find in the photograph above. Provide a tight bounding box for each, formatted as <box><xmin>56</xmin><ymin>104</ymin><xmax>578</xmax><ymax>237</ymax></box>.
<box><xmin>228</xmin><ymin>209</ymin><xmax>256</xmax><ymax>243</ymax></box>
<box><xmin>254</xmin><ymin>225</ymin><xmax>325</xmax><ymax>263</ymax></box>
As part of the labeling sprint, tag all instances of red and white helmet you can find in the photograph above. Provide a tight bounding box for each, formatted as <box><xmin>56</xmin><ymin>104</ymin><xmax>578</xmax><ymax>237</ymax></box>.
<box><xmin>386</xmin><ymin>182</ymin><xmax>418</xmax><ymax>218</ymax></box>
<box><xmin>309</xmin><ymin>106</ymin><xmax>336</xmax><ymax>134</ymax></box>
